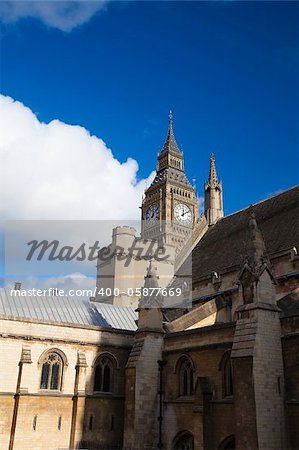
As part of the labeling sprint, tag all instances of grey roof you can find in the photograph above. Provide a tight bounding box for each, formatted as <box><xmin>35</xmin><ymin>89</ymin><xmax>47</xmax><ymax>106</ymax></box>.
<box><xmin>147</xmin><ymin>166</ymin><xmax>193</xmax><ymax>193</ymax></box>
<box><xmin>0</xmin><ymin>288</ymin><xmax>137</xmax><ymax>331</ymax></box>
<box><xmin>190</xmin><ymin>185</ymin><xmax>299</xmax><ymax>282</ymax></box>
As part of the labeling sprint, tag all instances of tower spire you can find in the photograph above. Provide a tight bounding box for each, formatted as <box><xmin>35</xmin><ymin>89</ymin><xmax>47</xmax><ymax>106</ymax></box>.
<box><xmin>160</xmin><ymin>110</ymin><xmax>181</xmax><ymax>156</ymax></box>
<box><xmin>208</xmin><ymin>153</ymin><xmax>218</xmax><ymax>186</ymax></box>
<box><xmin>204</xmin><ymin>153</ymin><xmax>223</xmax><ymax>225</ymax></box>
<box><xmin>169</xmin><ymin>110</ymin><xmax>173</xmax><ymax>126</ymax></box>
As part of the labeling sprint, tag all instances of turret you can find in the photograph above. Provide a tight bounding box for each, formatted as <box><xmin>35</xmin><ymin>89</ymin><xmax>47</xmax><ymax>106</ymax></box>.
<box><xmin>204</xmin><ymin>153</ymin><xmax>223</xmax><ymax>225</ymax></box>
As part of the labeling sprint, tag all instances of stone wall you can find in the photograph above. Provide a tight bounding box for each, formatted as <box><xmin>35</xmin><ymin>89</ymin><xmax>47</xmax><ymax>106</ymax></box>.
<box><xmin>162</xmin><ymin>323</ymin><xmax>235</xmax><ymax>450</ymax></box>
<box><xmin>0</xmin><ymin>318</ymin><xmax>133</xmax><ymax>450</ymax></box>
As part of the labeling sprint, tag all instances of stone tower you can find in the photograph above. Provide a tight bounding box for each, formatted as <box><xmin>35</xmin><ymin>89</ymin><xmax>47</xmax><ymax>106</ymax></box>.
<box><xmin>123</xmin><ymin>262</ymin><xmax>164</xmax><ymax>450</ymax></box>
<box><xmin>204</xmin><ymin>153</ymin><xmax>223</xmax><ymax>225</ymax></box>
<box><xmin>232</xmin><ymin>211</ymin><xmax>286</xmax><ymax>450</ymax></box>
<box><xmin>141</xmin><ymin>112</ymin><xmax>199</xmax><ymax>253</ymax></box>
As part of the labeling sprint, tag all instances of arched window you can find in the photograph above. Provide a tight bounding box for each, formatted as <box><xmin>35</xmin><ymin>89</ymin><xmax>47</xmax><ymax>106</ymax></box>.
<box><xmin>173</xmin><ymin>431</ymin><xmax>194</xmax><ymax>450</ymax></box>
<box><xmin>175</xmin><ymin>355</ymin><xmax>195</xmax><ymax>397</ymax></box>
<box><xmin>40</xmin><ymin>352</ymin><xmax>64</xmax><ymax>390</ymax></box>
<box><xmin>94</xmin><ymin>355</ymin><xmax>114</xmax><ymax>393</ymax></box>
<box><xmin>181</xmin><ymin>360</ymin><xmax>193</xmax><ymax>396</ymax></box>
<box><xmin>218</xmin><ymin>435</ymin><xmax>235</xmax><ymax>450</ymax></box>
<box><xmin>219</xmin><ymin>351</ymin><xmax>233</xmax><ymax>398</ymax></box>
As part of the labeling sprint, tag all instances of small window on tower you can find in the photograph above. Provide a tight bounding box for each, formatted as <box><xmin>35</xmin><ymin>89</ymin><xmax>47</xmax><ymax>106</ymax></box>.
<box><xmin>110</xmin><ymin>414</ymin><xmax>114</xmax><ymax>431</ymax></box>
<box><xmin>89</xmin><ymin>415</ymin><xmax>93</xmax><ymax>431</ymax></box>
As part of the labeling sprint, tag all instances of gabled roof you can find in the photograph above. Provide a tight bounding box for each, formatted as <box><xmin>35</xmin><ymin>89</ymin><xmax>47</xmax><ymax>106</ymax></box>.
<box><xmin>191</xmin><ymin>185</ymin><xmax>299</xmax><ymax>283</ymax></box>
<box><xmin>0</xmin><ymin>288</ymin><xmax>137</xmax><ymax>331</ymax></box>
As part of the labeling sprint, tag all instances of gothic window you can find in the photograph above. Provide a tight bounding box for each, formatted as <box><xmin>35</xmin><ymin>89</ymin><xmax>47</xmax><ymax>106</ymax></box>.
<box><xmin>94</xmin><ymin>355</ymin><xmax>114</xmax><ymax>393</ymax></box>
<box><xmin>173</xmin><ymin>432</ymin><xmax>194</xmax><ymax>450</ymax></box>
<box><xmin>219</xmin><ymin>351</ymin><xmax>233</xmax><ymax>398</ymax></box>
<box><xmin>181</xmin><ymin>361</ymin><xmax>193</xmax><ymax>396</ymax></box>
<box><xmin>40</xmin><ymin>352</ymin><xmax>64</xmax><ymax>390</ymax></box>
<box><xmin>218</xmin><ymin>435</ymin><xmax>235</xmax><ymax>450</ymax></box>
<box><xmin>224</xmin><ymin>358</ymin><xmax>233</xmax><ymax>397</ymax></box>
<box><xmin>110</xmin><ymin>414</ymin><xmax>114</xmax><ymax>431</ymax></box>
<box><xmin>175</xmin><ymin>356</ymin><xmax>195</xmax><ymax>397</ymax></box>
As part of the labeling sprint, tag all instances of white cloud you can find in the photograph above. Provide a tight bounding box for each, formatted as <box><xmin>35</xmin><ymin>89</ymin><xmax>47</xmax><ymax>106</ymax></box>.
<box><xmin>0</xmin><ymin>0</ymin><xmax>107</xmax><ymax>32</ymax></box>
<box><xmin>0</xmin><ymin>94</ymin><xmax>154</xmax><ymax>221</ymax></box>
<box><xmin>6</xmin><ymin>272</ymin><xmax>96</xmax><ymax>296</ymax></box>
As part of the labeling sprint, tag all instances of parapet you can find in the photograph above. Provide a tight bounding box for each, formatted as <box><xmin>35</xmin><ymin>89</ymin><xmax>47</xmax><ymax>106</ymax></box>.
<box><xmin>112</xmin><ymin>226</ymin><xmax>137</xmax><ymax>237</ymax></box>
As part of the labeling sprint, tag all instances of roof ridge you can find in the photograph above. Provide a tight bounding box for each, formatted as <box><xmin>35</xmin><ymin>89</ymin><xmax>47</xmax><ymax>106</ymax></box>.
<box><xmin>220</xmin><ymin>184</ymin><xmax>299</xmax><ymax>221</ymax></box>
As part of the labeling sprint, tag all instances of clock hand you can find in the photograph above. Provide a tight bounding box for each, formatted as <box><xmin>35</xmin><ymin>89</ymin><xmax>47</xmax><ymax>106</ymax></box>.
<box><xmin>151</xmin><ymin>208</ymin><xmax>159</xmax><ymax>219</ymax></box>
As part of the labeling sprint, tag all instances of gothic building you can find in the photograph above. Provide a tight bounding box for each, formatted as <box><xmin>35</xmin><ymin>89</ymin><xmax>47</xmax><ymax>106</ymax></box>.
<box><xmin>0</xmin><ymin>115</ymin><xmax>298</xmax><ymax>450</ymax></box>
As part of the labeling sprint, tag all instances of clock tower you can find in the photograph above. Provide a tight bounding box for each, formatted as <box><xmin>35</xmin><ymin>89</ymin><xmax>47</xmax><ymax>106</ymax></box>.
<box><xmin>141</xmin><ymin>112</ymin><xmax>199</xmax><ymax>253</ymax></box>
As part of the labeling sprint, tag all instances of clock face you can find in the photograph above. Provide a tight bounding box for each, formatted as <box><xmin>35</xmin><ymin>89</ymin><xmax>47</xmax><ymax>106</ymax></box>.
<box><xmin>174</xmin><ymin>203</ymin><xmax>192</xmax><ymax>226</ymax></box>
<box><xmin>145</xmin><ymin>203</ymin><xmax>160</xmax><ymax>225</ymax></box>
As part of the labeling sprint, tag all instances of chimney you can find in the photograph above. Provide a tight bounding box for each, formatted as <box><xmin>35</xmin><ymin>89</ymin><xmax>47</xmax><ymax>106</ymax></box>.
<box><xmin>14</xmin><ymin>282</ymin><xmax>21</xmax><ymax>290</ymax></box>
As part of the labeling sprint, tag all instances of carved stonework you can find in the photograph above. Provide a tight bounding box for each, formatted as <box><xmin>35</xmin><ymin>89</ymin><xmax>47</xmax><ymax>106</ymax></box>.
<box><xmin>20</xmin><ymin>346</ymin><xmax>32</xmax><ymax>364</ymax></box>
<box><xmin>76</xmin><ymin>351</ymin><xmax>87</xmax><ymax>368</ymax></box>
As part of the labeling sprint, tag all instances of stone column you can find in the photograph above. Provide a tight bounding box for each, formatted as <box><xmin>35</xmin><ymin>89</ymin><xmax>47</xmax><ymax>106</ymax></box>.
<box><xmin>8</xmin><ymin>346</ymin><xmax>32</xmax><ymax>450</ymax></box>
<box><xmin>69</xmin><ymin>351</ymin><xmax>87</xmax><ymax>449</ymax></box>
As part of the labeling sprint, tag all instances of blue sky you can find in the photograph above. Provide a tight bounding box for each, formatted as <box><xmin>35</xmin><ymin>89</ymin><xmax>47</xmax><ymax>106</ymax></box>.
<box><xmin>0</xmin><ymin>0</ymin><xmax>298</xmax><ymax>215</ymax></box>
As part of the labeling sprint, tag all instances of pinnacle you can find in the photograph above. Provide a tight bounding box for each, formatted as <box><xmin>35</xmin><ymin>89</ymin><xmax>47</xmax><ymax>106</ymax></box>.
<box><xmin>160</xmin><ymin>111</ymin><xmax>181</xmax><ymax>155</ymax></box>
<box><xmin>243</xmin><ymin>209</ymin><xmax>268</xmax><ymax>275</ymax></box>
<box><xmin>208</xmin><ymin>153</ymin><xmax>218</xmax><ymax>186</ymax></box>
<box><xmin>144</xmin><ymin>261</ymin><xmax>159</xmax><ymax>289</ymax></box>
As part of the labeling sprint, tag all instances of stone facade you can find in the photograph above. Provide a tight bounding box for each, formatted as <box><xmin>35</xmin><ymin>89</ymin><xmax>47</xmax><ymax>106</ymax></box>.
<box><xmin>0</xmin><ymin>320</ymin><xmax>133</xmax><ymax>450</ymax></box>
